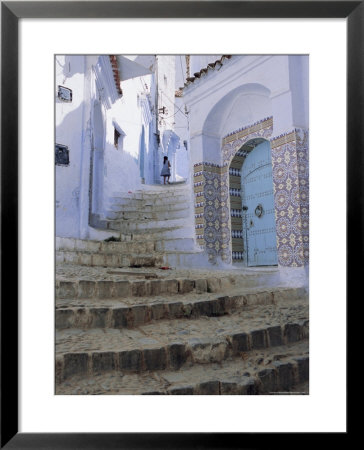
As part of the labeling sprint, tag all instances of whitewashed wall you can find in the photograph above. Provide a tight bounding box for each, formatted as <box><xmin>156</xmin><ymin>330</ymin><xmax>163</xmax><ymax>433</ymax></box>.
<box><xmin>55</xmin><ymin>55</ymin><xmax>86</xmax><ymax>237</ymax></box>
<box><xmin>101</xmin><ymin>75</ymin><xmax>153</xmax><ymax>202</ymax></box>
<box><xmin>182</xmin><ymin>55</ymin><xmax>309</xmax><ymax>167</ymax></box>
<box><xmin>56</xmin><ymin>55</ymin><xmax>158</xmax><ymax>239</ymax></box>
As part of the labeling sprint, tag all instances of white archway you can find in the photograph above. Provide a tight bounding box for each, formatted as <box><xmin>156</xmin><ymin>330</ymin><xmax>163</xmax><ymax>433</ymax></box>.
<box><xmin>201</xmin><ymin>83</ymin><xmax>272</xmax><ymax>165</ymax></box>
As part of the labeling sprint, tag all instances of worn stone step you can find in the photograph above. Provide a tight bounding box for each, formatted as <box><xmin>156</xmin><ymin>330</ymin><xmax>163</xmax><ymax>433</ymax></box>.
<box><xmin>56</xmin><ymin>237</ymin><xmax>198</xmax><ymax>254</ymax></box>
<box><xmin>56</xmin><ymin>251</ymin><xmax>163</xmax><ymax>268</ymax></box>
<box><xmin>55</xmin><ymin>343</ymin><xmax>309</xmax><ymax>394</ymax></box>
<box><xmin>56</xmin><ymin>274</ymin><xmax>229</xmax><ymax>299</ymax></box>
<box><xmin>104</xmin><ymin>207</ymin><xmax>190</xmax><ymax>221</ymax></box>
<box><xmin>55</xmin><ymin>287</ymin><xmax>306</xmax><ymax>330</ymax></box>
<box><xmin>128</xmin><ymin>227</ymin><xmax>196</xmax><ymax>241</ymax></box>
<box><xmin>105</xmin><ymin>226</ymin><xmax>195</xmax><ymax>241</ymax></box>
<box><xmin>108</xmin><ymin>194</ymin><xmax>190</xmax><ymax>206</ymax></box>
<box><xmin>56</xmin><ymin>269</ymin><xmax>289</xmax><ymax>300</ymax></box>
<box><xmin>56</xmin><ymin>249</ymin><xmax>208</xmax><ymax>268</ymax></box>
<box><xmin>106</xmin><ymin>217</ymin><xmax>191</xmax><ymax>232</ymax></box>
<box><xmin>107</xmin><ymin>197</ymin><xmax>190</xmax><ymax>211</ymax></box>
<box><xmin>56</xmin><ymin>262</ymin><xmax>280</xmax><ymax>282</ymax></box>
<box><xmin>55</xmin><ymin>309</ymin><xmax>309</xmax><ymax>381</ymax></box>
<box><xmin>107</xmin><ymin>203</ymin><xmax>190</xmax><ymax>214</ymax></box>
<box><xmin>56</xmin><ymin>237</ymin><xmax>156</xmax><ymax>253</ymax></box>
<box><xmin>56</xmin><ymin>312</ymin><xmax>308</xmax><ymax>383</ymax></box>
<box><xmin>56</xmin><ymin>268</ymin><xmax>289</xmax><ymax>300</ymax></box>
<box><xmin>110</xmin><ymin>192</ymin><xmax>190</xmax><ymax>202</ymax></box>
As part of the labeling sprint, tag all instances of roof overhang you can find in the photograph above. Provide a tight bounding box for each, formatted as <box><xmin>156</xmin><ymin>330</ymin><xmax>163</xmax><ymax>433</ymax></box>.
<box><xmin>116</xmin><ymin>55</ymin><xmax>155</xmax><ymax>81</ymax></box>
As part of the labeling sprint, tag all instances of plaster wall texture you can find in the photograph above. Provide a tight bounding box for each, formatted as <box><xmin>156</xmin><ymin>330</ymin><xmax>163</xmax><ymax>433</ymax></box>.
<box><xmin>157</xmin><ymin>56</ymin><xmax>176</xmax><ymax>133</ymax></box>
<box><xmin>183</xmin><ymin>55</ymin><xmax>308</xmax><ymax>164</ymax></box>
<box><xmin>155</xmin><ymin>56</ymin><xmax>180</xmax><ymax>182</ymax></box>
<box><xmin>174</xmin><ymin>144</ymin><xmax>190</xmax><ymax>181</ymax></box>
<box><xmin>56</xmin><ymin>55</ymin><xmax>158</xmax><ymax>239</ymax></box>
<box><xmin>101</xmin><ymin>75</ymin><xmax>154</xmax><ymax>203</ymax></box>
<box><xmin>174</xmin><ymin>56</ymin><xmax>191</xmax><ymax>181</ymax></box>
<box><xmin>55</xmin><ymin>55</ymin><xmax>86</xmax><ymax>237</ymax></box>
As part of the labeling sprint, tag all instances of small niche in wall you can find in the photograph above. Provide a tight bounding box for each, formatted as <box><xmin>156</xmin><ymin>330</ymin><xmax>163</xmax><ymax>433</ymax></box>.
<box><xmin>55</xmin><ymin>144</ymin><xmax>70</xmax><ymax>166</ymax></box>
<box><xmin>113</xmin><ymin>122</ymin><xmax>126</xmax><ymax>150</ymax></box>
<box><xmin>58</xmin><ymin>85</ymin><xmax>72</xmax><ymax>102</ymax></box>
<box><xmin>114</xmin><ymin>128</ymin><xmax>121</xmax><ymax>148</ymax></box>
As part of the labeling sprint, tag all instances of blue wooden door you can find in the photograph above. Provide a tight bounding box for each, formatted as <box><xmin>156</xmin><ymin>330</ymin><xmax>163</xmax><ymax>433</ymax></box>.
<box><xmin>241</xmin><ymin>140</ymin><xmax>278</xmax><ymax>266</ymax></box>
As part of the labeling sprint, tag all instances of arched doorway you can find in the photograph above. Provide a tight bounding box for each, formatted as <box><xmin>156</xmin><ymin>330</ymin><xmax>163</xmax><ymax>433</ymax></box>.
<box><xmin>230</xmin><ymin>138</ymin><xmax>278</xmax><ymax>266</ymax></box>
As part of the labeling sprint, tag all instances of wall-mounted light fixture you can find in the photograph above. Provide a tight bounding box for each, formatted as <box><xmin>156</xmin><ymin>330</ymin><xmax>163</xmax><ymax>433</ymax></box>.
<box><xmin>58</xmin><ymin>85</ymin><xmax>72</xmax><ymax>102</ymax></box>
<box><xmin>55</xmin><ymin>144</ymin><xmax>70</xmax><ymax>166</ymax></box>
<box><xmin>158</xmin><ymin>106</ymin><xmax>168</xmax><ymax>115</ymax></box>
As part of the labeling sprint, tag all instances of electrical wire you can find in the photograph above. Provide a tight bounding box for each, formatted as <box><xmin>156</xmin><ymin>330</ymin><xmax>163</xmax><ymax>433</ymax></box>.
<box><xmin>157</xmin><ymin>89</ymin><xmax>188</xmax><ymax>119</ymax></box>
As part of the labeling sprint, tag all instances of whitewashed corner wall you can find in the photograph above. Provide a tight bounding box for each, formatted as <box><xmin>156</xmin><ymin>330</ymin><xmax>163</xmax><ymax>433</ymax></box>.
<box><xmin>56</xmin><ymin>55</ymin><xmax>158</xmax><ymax>239</ymax></box>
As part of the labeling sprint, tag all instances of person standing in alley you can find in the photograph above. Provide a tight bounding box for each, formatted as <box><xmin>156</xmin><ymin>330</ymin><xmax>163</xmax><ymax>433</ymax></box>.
<box><xmin>160</xmin><ymin>156</ymin><xmax>171</xmax><ymax>184</ymax></box>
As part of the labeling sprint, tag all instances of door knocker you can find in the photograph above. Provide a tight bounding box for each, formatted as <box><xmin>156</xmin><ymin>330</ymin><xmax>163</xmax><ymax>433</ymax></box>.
<box><xmin>255</xmin><ymin>204</ymin><xmax>264</xmax><ymax>218</ymax></box>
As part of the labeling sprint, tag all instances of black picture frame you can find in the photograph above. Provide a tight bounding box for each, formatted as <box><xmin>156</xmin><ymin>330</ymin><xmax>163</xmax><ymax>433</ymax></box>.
<box><xmin>1</xmin><ymin>1</ymin><xmax>356</xmax><ymax>448</ymax></box>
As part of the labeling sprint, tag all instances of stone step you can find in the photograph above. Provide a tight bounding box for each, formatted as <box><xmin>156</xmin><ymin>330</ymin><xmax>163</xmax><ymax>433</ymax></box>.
<box><xmin>56</xmin><ymin>268</ymin><xmax>293</xmax><ymax>299</ymax></box>
<box><xmin>126</xmin><ymin>226</ymin><xmax>196</xmax><ymax>241</ymax></box>
<box><xmin>56</xmin><ymin>274</ymin><xmax>231</xmax><ymax>299</ymax></box>
<box><xmin>108</xmin><ymin>194</ymin><xmax>190</xmax><ymax>207</ymax></box>
<box><xmin>56</xmin><ymin>251</ymin><xmax>163</xmax><ymax>268</ymax></box>
<box><xmin>56</xmin><ymin>249</ymin><xmax>205</xmax><ymax>268</ymax></box>
<box><xmin>55</xmin><ymin>287</ymin><xmax>306</xmax><ymax>330</ymax></box>
<box><xmin>139</xmin><ymin>181</ymin><xmax>188</xmax><ymax>189</ymax></box>
<box><xmin>106</xmin><ymin>217</ymin><xmax>191</xmax><ymax>232</ymax></box>
<box><xmin>104</xmin><ymin>207</ymin><xmax>190</xmax><ymax>221</ymax></box>
<box><xmin>56</xmin><ymin>237</ymin><xmax>197</xmax><ymax>253</ymax></box>
<box><xmin>111</xmin><ymin>191</ymin><xmax>190</xmax><ymax>201</ymax></box>
<box><xmin>56</xmin><ymin>237</ymin><xmax>155</xmax><ymax>253</ymax></box>
<box><xmin>104</xmin><ymin>226</ymin><xmax>195</xmax><ymax>241</ymax></box>
<box><xmin>55</xmin><ymin>313</ymin><xmax>309</xmax><ymax>382</ymax></box>
<box><xmin>55</xmin><ymin>343</ymin><xmax>309</xmax><ymax>394</ymax></box>
<box><xmin>107</xmin><ymin>203</ymin><xmax>190</xmax><ymax>214</ymax></box>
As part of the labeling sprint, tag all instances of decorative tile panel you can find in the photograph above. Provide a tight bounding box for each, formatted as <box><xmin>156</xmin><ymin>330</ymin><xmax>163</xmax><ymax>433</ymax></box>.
<box><xmin>194</xmin><ymin>163</ymin><xmax>230</xmax><ymax>264</ymax></box>
<box><xmin>193</xmin><ymin>117</ymin><xmax>309</xmax><ymax>268</ymax></box>
<box><xmin>222</xmin><ymin>117</ymin><xmax>273</xmax><ymax>165</ymax></box>
<box><xmin>270</xmin><ymin>129</ymin><xmax>309</xmax><ymax>267</ymax></box>
<box><xmin>295</xmin><ymin>128</ymin><xmax>309</xmax><ymax>265</ymax></box>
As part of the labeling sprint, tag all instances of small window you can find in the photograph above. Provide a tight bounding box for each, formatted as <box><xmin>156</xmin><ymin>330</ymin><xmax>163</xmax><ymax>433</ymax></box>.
<box><xmin>113</xmin><ymin>123</ymin><xmax>125</xmax><ymax>150</ymax></box>
<box><xmin>55</xmin><ymin>144</ymin><xmax>70</xmax><ymax>166</ymax></box>
<box><xmin>58</xmin><ymin>85</ymin><xmax>72</xmax><ymax>102</ymax></box>
<box><xmin>114</xmin><ymin>128</ymin><xmax>121</xmax><ymax>148</ymax></box>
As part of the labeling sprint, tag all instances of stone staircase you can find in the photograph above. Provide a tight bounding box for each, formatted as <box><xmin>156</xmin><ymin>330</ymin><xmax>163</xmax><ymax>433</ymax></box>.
<box><xmin>59</xmin><ymin>183</ymin><xmax>208</xmax><ymax>269</ymax></box>
<box><xmin>55</xmin><ymin>268</ymin><xmax>309</xmax><ymax>395</ymax></box>
<box><xmin>56</xmin><ymin>183</ymin><xmax>308</xmax><ymax>395</ymax></box>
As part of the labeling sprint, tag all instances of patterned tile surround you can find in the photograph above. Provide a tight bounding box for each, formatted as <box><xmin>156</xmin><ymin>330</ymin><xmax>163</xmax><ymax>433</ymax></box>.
<box><xmin>271</xmin><ymin>128</ymin><xmax>309</xmax><ymax>267</ymax></box>
<box><xmin>193</xmin><ymin>162</ymin><xmax>230</xmax><ymax>263</ymax></box>
<box><xmin>193</xmin><ymin>117</ymin><xmax>309</xmax><ymax>267</ymax></box>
